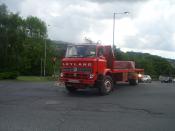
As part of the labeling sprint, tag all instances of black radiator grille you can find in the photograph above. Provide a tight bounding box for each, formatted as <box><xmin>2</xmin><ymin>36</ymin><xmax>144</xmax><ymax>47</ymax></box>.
<box><xmin>64</xmin><ymin>73</ymin><xmax>89</xmax><ymax>79</ymax></box>
<box><xmin>62</xmin><ymin>67</ymin><xmax>92</xmax><ymax>73</ymax></box>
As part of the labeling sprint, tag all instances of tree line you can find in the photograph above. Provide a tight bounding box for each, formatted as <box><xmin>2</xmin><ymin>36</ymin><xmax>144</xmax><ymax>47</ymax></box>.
<box><xmin>114</xmin><ymin>47</ymin><xmax>175</xmax><ymax>78</ymax></box>
<box><xmin>0</xmin><ymin>4</ymin><xmax>57</xmax><ymax>78</ymax></box>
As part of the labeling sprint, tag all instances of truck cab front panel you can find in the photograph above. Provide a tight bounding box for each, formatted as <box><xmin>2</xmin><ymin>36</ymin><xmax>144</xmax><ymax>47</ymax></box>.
<box><xmin>59</xmin><ymin>58</ymin><xmax>98</xmax><ymax>85</ymax></box>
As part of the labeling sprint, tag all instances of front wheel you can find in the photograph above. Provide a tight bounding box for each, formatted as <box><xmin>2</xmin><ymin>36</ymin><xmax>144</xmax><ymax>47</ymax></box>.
<box><xmin>65</xmin><ymin>83</ymin><xmax>77</xmax><ymax>93</ymax></box>
<box><xmin>129</xmin><ymin>79</ymin><xmax>138</xmax><ymax>85</ymax></box>
<box><xmin>99</xmin><ymin>75</ymin><xmax>113</xmax><ymax>95</ymax></box>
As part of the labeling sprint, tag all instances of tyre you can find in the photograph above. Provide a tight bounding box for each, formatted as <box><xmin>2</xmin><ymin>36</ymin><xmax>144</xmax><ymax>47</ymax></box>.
<box><xmin>129</xmin><ymin>79</ymin><xmax>138</xmax><ymax>85</ymax></box>
<box><xmin>65</xmin><ymin>83</ymin><xmax>77</xmax><ymax>93</ymax></box>
<box><xmin>99</xmin><ymin>75</ymin><xmax>113</xmax><ymax>95</ymax></box>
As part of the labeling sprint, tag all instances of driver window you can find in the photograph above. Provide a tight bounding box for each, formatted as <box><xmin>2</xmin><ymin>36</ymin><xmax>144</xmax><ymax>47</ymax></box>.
<box><xmin>98</xmin><ymin>48</ymin><xmax>104</xmax><ymax>57</ymax></box>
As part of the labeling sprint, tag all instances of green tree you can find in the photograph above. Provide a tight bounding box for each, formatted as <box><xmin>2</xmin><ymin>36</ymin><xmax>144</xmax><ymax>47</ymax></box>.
<box><xmin>0</xmin><ymin>4</ymin><xmax>56</xmax><ymax>76</ymax></box>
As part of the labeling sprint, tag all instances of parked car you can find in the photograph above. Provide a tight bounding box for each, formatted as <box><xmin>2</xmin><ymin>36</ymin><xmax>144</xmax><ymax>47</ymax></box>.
<box><xmin>173</xmin><ymin>78</ymin><xmax>175</xmax><ymax>83</ymax></box>
<box><xmin>159</xmin><ymin>75</ymin><xmax>173</xmax><ymax>83</ymax></box>
<box><xmin>141</xmin><ymin>75</ymin><xmax>152</xmax><ymax>83</ymax></box>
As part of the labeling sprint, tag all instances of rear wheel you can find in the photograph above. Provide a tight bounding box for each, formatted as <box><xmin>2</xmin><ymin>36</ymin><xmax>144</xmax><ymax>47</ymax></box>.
<box><xmin>99</xmin><ymin>75</ymin><xmax>113</xmax><ymax>95</ymax></box>
<box><xmin>129</xmin><ymin>79</ymin><xmax>138</xmax><ymax>85</ymax></box>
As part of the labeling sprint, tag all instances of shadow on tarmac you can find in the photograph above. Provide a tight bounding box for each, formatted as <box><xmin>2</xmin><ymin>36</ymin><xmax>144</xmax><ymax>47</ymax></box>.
<box><xmin>63</xmin><ymin>82</ymin><xmax>133</xmax><ymax>97</ymax></box>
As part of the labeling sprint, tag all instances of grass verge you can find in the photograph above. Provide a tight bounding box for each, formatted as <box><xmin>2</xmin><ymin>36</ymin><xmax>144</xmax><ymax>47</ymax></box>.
<box><xmin>17</xmin><ymin>76</ymin><xmax>57</xmax><ymax>82</ymax></box>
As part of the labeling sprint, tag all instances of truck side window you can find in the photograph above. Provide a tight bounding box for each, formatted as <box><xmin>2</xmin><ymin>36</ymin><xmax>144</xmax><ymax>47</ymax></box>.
<box><xmin>98</xmin><ymin>48</ymin><xmax>104</xmax><ymax>57</ymax></box>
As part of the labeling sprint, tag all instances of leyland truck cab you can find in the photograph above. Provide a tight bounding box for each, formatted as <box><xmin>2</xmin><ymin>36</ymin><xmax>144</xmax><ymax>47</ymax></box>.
<box><xmin>59</xmin><ymin>43</ymin><xmax>144</xmax><ymax>95</ymax></box>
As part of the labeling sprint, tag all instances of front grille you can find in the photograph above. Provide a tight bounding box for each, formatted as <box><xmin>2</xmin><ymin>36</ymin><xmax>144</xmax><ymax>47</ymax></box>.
<box><xmin>77</xmin><ymin>68</ymin><xmax>92</xmax><ymax>72</ymax></box>
<box><xmin>62</xmin><ymin>67</ymin><xmax>92</xmax><ymax>73</ymax></box>
<box><xmin>62</xmin><ymin>68</ymin><xmax>74</xmax><ymax>72</ymax></box>
<box><xmin>64</xmin><ymin>73</ymin><xmax>89</xmax><ymax>79</ymax></box>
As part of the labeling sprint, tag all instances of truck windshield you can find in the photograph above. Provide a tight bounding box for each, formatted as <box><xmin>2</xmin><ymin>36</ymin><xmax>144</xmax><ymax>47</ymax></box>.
<box><xmin>65</xmin><ymin>45</ymin><xmax>96</xmax><ymax>58</ymax></box>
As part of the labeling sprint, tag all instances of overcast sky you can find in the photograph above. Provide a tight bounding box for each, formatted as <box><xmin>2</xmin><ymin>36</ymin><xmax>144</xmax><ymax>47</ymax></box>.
<box><xmin>1</xmin><ymin>0</ymin><xmax>175</xmax><ymax>59</ymax></box>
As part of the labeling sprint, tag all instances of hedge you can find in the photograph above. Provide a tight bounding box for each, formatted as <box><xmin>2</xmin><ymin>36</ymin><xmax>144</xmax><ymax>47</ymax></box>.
<box><xmin>0</xmin><ymin>71</ymin><xmax>19</xmax><ymax>80</ymax></box>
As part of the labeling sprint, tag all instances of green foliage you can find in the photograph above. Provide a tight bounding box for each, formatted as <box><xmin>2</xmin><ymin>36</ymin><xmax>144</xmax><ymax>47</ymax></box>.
<box><xmin>49</xmin><ymin>41</ymin><xmax>69</xmax><ymax>74</ymax></box>
<box><xmin>25</xmin><ymin>16</ymin><xmax>47</xmax><ymax>38</ymax></box>
<box><xmin>114</xmin><ymin>47</ymin><xmax>175</xmax><ymax>78</ymax></box>
<box><xmin>0</xmin><ymin>71</ymin><xmax>19</xmax><ymax>79</ymax></box>
<box><xmin>17</xmin><ymin>76</ymin><xmax>53</xmax><ymax>81</ymax></box>
<box><xmin>0</xmin><ymin>4</ymin><xmax>56</xmax><ymax>77</ymax></box>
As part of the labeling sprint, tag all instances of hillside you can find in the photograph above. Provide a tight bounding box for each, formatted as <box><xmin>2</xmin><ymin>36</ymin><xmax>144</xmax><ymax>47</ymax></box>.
<box><xmin>167</xmin><ymin>59</ymin><xmax>175</xmax><ymax>68</ymax></box>
<box><xmin>114</xmin><ymin>48</ymin><xmax>175</xmax><ymax>78</ymax></box>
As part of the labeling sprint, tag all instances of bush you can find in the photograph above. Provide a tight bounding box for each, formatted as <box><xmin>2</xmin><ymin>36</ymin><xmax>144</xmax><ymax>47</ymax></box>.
<box><xmin>0</xmin><ymin>71</ymin><xmax>19</xmax><ymax>80</ymax></box>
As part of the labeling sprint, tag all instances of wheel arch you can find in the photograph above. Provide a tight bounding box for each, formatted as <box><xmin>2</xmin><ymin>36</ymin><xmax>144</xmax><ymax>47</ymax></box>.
<box><xmin>103</xmin><ymin>69</ymin><xmax>112</xmax><ymax>77</ymax></box>
<box><xmin>96</xmin><ymin>69</ymin><xmax>113</xmax><ymax>81</ymax></box>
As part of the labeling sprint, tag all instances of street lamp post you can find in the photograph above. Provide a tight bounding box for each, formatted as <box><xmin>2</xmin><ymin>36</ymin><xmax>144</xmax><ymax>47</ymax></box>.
<box><xmin>112</xmin><ymin>12</ymin><xmax>129</xmax><ymax>49</ymax></box>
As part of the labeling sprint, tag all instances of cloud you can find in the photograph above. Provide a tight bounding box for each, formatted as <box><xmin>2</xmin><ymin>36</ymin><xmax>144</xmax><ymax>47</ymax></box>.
<box><xmin>122</xmin><ymin>47</ymin><xmax>175</xmax><ymax>59</ymax></box>
<box><xmin>1</xmin><ymin>0</ymin><xmax>145</xmax><ymax>41</ymax></box>
<box><xmin>1</xmin><ymin>0</ymin><xmax>175</xmax><ymax>58</ymax></box>
<box><xmin>122</xmin><ymin>0</ymin><xmax>175</xmax><ymax>52</ymax></box>
<box><xmin>18</xmin><ymin>0</ymin><xmax>103</xmax><ymax>42</ymax></box>
<box><xmin>0</xmin><ymin>0</ymin><xmax>21</xmax><ymax>12</ymax></box>
<box><xmin>88</xmin><ymin>0</ymin><xmax>148</xmax><ymax>3</ymax></box>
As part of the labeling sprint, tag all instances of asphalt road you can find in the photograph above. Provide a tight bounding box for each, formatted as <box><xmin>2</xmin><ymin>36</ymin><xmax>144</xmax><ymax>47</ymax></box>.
<box><xmin>0</xmin><ymin>81</ymin><xmax>175</xmax><ymax>131</ymax></box>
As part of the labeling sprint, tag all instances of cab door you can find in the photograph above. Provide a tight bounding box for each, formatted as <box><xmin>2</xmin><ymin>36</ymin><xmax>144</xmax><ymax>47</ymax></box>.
<box><xmin>97</xmin><ymin>47</ymin><xmax>106</xmax><ymax>74</ymax></box>
<box><xmin>103</xmin><ymin>46</ymin><xmax>115</xmax><ymax>69</ymax></box>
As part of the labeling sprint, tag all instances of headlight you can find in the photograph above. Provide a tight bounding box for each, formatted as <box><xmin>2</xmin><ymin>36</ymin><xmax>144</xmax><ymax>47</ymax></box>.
<box><xmin>60</xmin><ymin>72</ymin><xmax>64</xmax><ymax>77</ymax></box>
<box><xmin>89</xmin><ymin>74</ymin><xmax>94</xmax><ymax>79</ymax></box>
<box><xmin>138</xmin><ymin>74</ymin><xmax>142</xmax><ymax>78</ymax></box>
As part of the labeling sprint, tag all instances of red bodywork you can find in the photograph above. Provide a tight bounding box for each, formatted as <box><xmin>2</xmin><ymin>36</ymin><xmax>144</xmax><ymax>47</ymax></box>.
<box><xmin>60</xmin><ymin>58</ymin><xmax>97</xmax><ymax>86</ymax></box>
<box><xmin>59</xmin><ymin>44</ymin><xmax>144</xmax><ymax>88</ymax></box>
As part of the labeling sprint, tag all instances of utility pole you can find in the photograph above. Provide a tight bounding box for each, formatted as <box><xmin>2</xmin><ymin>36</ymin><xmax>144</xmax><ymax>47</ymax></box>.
<box><xmin>113</xmin><ymin>13</ymin><xmax>116</xmax><ymax>49</ymax></box>
<box><xmin>43</xmin><ymin>25</ymin><xmax>50</xmax><ymax>77</ymax></box>
<box><xmin>44</xmin><ymin>36</ymin><xmax>47</xmax><ymax>77</ymax></box>
<box><xmin>40</xmin><ymin>58</ymin><xmax>43</xmax><ymax>76</ymax></box>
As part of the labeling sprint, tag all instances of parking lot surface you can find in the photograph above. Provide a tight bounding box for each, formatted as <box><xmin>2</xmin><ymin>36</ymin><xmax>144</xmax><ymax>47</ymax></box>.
<box><xmin>0</xmin><ymin>81</ymin><xmax>175</xmax><ymax>131</ymax></box>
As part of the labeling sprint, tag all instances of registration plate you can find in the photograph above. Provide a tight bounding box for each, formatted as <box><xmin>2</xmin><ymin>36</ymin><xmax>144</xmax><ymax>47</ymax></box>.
<box><xmin>68</xmin><ymin>79</ymin><xmax>80</xmax><ymax>83</ymax></box>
